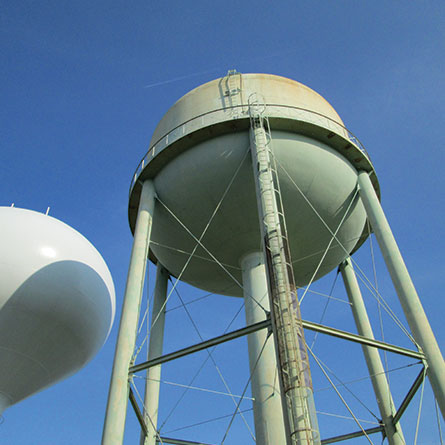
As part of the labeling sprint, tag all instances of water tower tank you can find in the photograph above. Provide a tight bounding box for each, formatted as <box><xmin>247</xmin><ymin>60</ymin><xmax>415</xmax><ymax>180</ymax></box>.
<box><xmin>0</xmin><ymin>207</ymin><xmax>115</xmax><ymax>413</ymax></box>
<box><xmin>129</xmin><ymin>73</ymin><xmax>379</xmax><ymax>297</ymax></box>
<box><xmin>104</xmin><ymin>73</ymin><xmax>444</xmax><ymax>445</ymax></box>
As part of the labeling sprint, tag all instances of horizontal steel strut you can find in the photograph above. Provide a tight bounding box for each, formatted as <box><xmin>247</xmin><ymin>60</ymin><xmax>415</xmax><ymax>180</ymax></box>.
<box><xmin>129</xmin><ymin>319</ymin><xmax>423</xmax><ymax>374</ymax></box>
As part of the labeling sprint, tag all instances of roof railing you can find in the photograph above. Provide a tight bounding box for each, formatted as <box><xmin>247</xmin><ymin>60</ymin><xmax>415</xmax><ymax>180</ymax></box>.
<box><xmin>129</xmin><ymin>104</ymin><xmax>369</xmax><ymax>195</ymax></box>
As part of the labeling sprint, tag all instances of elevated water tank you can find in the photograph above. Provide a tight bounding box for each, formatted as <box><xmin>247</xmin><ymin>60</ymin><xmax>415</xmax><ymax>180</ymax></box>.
<box><xmin>129</xmin><ymin>72</ymin><xmax>379</xmax><ymax>297</ymax></box>
<box><xmin>0</xmin><ymin>207</ymin><xmax>115</xmax><ymax>413</ymax></box>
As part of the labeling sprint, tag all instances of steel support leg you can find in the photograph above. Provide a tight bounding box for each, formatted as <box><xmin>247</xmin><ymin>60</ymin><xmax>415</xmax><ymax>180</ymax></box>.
<box><xmin>102</xmin><ymin>180</ymin><xmax>156</xmax><ymax>445</ymax></box>
<box><xmin>241</xmin><ymin>252</ymin><xmax>286</xmax><ymax>445</ymax></box>
<box><xmin>340</xmin><ymin>257</ymin><xmax>405</xmax><ymax>444</ymax></box>
<box><xmin>358</xmin><ymin>170</ymin><xmax>445</xmax><ymax>418</ymax></box>
<box><xmin>140</xmin><ymin>265</ymin><xmax>169</xmax><ymax>445</ymax></box>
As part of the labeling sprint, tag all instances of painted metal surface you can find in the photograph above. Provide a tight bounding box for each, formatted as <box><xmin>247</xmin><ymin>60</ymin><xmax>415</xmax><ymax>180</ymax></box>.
<box><xmin>0</xmin><ymin>206</ymin><xmax>115</xmax><ymax>414</ymax></box>
<box><xmin>128</xmin><ymin>73</ymin><xmax>377</xmax><ymax>298</ymax></box>
<box><xmin>301</xmin><ymin>320</ymin><xmax>423</xmax><ymax>360</ymax></box>
<box><xmin>130</xmin><ymin>320</ymin><xmax>272</xmax><ymax>374</ymax></box>
<box><xmin>240</xmin><ymin>252</ymin><xmax>286</xmax><ymax>444</ymax></box>
<box><xmin>340</xmin><ymin>257</ymin><xmax>405</xmax><ymax>444</ymax></box>
<box><xmin>102</xmin><ymin>180</ymin><xmax>156</xmax><ymax>445</ymax></box>
<box><xmin>140</xmin><ymin>265</ymin><xmax>168</xmax><ymax>445</ymax></box>
<box><xmin>149</xmin><ymin>73</ymin><xmax>347</xmax><ymax>144</ymax></box>
<box><xmin>357</xmin><ymin>170</ymin><xmax>445</xmax><ymax>418</ymax></box>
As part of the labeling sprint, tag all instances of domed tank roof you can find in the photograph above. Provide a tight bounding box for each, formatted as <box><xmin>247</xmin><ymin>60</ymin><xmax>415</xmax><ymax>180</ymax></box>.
<box><xmin>150</xmin><ymin>73</ymin><xmax>346</xmax><ymax>146</ymax></box>
<box><xmin>0</xmin><ymin>207</ymin><xmax>115</xmax><ymax>413</ymax></box>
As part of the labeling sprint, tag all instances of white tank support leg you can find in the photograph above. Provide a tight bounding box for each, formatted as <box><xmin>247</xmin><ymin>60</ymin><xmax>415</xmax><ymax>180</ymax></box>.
<box><xmin>358</xmin><ymin>170</ymin><xmax>445</xmax><ymax>418</ymax></box>
<box><xmin>102</xmin><ymin>180</ymin><xmax>157</xmax><ymax>445</ymax></box>
<box><xmin>340</xmin><ymin>257</ymin><xmax>405</xmax><ymax>444</ymax></box>
<box><xmin>140</xmin><ymin>265</ymin><xmax>169</xmax><ymax>445</ymax></box>
<box><xmin>241</xmin><ymin>252</ymin><xmax>286</xmax><ymax>445</ymax></box>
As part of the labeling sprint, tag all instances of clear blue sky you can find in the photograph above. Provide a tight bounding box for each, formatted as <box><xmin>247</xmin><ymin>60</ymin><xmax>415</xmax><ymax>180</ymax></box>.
<box><xmin>1</xmin><ymin>1</ymin><xmax>444</xmax><ymax>444</ymax></box>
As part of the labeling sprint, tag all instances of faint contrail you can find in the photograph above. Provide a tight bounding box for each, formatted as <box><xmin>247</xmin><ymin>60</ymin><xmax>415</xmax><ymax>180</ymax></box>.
<box><xmin>143</xmin><ymin>46</ymin><xmax>300</xmax><ymax>90</ymax></box>
<box><xmin>144</xmin><ymin>68</ymin><xmax>220</xmax><ymax>89</ymax></box>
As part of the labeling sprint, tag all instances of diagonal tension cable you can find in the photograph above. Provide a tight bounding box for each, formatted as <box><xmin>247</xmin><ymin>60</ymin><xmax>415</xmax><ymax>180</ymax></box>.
<box><xmin>171</xmin><ymin>283</ymin><xmax>256</xmax><ymax>441</ymax></box>
<box><xmin>275</xmin><ymin>157</ymin><xmax>415</xmax><ymax>345</ymax></box>
<box><xmin>159</xmin><ymin>299</ymin><xmax>246</xmax><ymax>431</ymax></box>
<box><xmin>220</xmin><ymin>333</ymin><xmax>271</xmax><ymax>444</ymax></box>
<box><xmin>308</xmin><ymin>346</ymin><xmax>375</xmax><ymax>444</ymax></box>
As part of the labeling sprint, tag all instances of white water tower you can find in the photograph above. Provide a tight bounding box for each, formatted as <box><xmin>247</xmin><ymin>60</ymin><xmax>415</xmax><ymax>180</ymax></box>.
<box><xmin>0</xmin><ymin>207</ymin><xmax>115</xmax><ymax>414</ymax></box>
<box><xmin>102</xmin><ymin>72</ymin><xmax>444</xmax><ymax>445</ymax></box>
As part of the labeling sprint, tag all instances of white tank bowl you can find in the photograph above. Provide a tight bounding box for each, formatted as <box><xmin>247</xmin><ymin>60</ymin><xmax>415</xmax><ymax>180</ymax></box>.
<box><xmin>129</xmin><ymin>73</ymin><xmax>379</xmax><ymax>297</ymax></box>
<box><xmin>0</xmin><ymin>207</ymin><xmax>115</xmax><ymax>414</ymax></box>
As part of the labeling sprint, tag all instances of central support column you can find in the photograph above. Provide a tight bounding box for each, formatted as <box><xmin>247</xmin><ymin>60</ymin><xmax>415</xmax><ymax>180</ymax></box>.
<box><xmin>241</xmin><ymin>252</ymin><xmax>286</xmax><ymax>445</ymax></box>
<box><xmin>340</xmin><ymin>257</ymin><xmax>405</xmax><ymax>445</ymax></box>
<box><xmin>249</xmin><ymin>112</ymin><xmax>320</xmax><ymax>445</ymax></box>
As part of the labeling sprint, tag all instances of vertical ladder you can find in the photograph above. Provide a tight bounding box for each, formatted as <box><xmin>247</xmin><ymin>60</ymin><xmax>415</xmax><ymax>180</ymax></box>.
<box><xmin>224</xmin><ymin>69</ymin><xmax>243</xmax><ymax>118</ymax></box>
<box><xmin>248</xmin><ymin>94</ymin><xmax>320</xmax><ymax>445</ymax></box>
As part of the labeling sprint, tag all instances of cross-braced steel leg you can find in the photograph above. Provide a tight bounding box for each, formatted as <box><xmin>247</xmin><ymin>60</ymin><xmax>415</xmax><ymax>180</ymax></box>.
<box><xmin>340</xmin><ymin>257</ymin><xmax>405</xmax><ymax>444</ymax></box>
<box><xmin>102</xmin><ymin>180</ymin><xmax>156</xmax><ymax>445</ymax></box>
<box><xmin>358</xmin><ymin>170</ymin><xmax>445</xmax><ymax>418</ymax></box>
<box><xmin>140</xmin><ymin>265</ymin><xmax>169</xmax><ymax>445</ymax></box>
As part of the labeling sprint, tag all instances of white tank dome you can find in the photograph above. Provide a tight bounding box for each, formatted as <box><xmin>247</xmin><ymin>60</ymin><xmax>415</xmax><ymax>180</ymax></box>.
<box><xmin>0</xmin><ymin>207</ymin><xmax>115</xmax><ymax>414</ymax></box>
